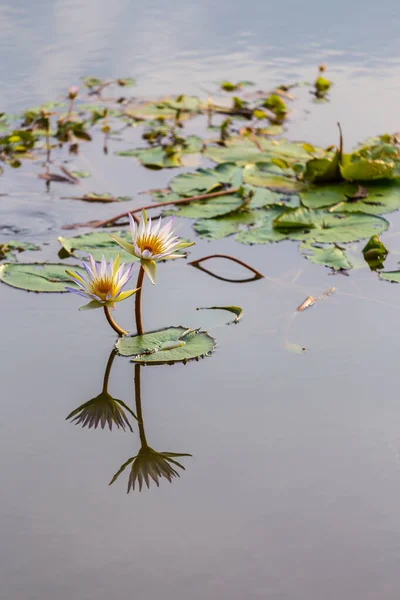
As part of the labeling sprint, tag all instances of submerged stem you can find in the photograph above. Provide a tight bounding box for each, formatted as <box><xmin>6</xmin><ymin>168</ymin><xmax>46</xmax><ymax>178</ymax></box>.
<box><xmin>135</xmin><ymin>266</ymin><xmax>145</xmax><ymax>336</ymax></box>
<box><xmin>103</xmin><ymin>306</ymin><xmax>127</xmax><ymax>336</ymax></box>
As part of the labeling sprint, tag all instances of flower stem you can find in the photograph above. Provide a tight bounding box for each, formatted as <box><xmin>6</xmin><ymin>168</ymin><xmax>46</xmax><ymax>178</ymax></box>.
<box><xmin>103</xmin><ymin>306</ymin><xmax>127</xmax><ymax>336</ymax></box>
<box><xmin>135</xmin><ymin>266</ymin><xmax>145</xmax><ymax>336</ymax></box>
<box><xmin>66</xmin><ymin>98</ymin><xmax>74</xmax><ymax>121</ymax></box>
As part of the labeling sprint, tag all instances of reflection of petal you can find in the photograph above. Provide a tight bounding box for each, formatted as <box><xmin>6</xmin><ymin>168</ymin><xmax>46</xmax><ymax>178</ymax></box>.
<box><xmin>109</xmin><ymin>446</ymin><xmax>192</xmax><ymax>492</ymax></box>
<box><xmin>66</xmin><ymin>392</ymin><xmax>136</xmax><ymax>432</ymax></box>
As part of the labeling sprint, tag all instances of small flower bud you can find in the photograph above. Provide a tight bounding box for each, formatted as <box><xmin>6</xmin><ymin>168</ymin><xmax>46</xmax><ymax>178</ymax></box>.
<box><xmin>68</xmin><ymin>85</ymin><xmax>79</xmax><ymax>100</ymax></box>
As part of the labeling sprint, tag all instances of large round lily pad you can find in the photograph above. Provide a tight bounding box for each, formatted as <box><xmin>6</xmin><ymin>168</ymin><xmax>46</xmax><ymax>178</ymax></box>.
<box><xmin>0</xmin><ymin>262</ymin><xmax>84</xmax><ymax>292</ymax></box>
<box><xmin>273</xmin><ymin>207</ymin><xmax>389</xmax><ymax>243</ymax></box>
<box><xmin>169</xmin><ymin>163</ymin><xmax>242</xmax><ymax>196</ymax></box>
<box><xmin>300</xmin><ymin>183</ymin><xmax>400</xmax><ymax>215</ymax></box>
<box><xmin>116</xmin><ymin>326</ymin><xmax>216</xmax><ymax>364</ymax></box>
<box><xmin>194</xmin><ymin>208</ymin><xmax>270</xmax><ymax>240</ymax></box>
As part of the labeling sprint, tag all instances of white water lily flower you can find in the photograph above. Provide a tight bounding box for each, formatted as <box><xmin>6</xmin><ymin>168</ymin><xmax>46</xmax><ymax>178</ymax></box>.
<box><xmin>110</xmin><ymin>210</ymin><xmax>194</xmax><ymax>284</ymax></box>
<box><xmin>65</xmin><ymin>253</ymin><xmax>139</xmax><ymax>310</ymax></box>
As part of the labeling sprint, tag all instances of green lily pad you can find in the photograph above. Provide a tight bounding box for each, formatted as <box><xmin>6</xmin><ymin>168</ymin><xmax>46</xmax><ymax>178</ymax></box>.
<box><xmin>234</xmin><ymin>207</ymin><xmax>288</xmax><ymax>244</ymax></box>
<box><xmin>194</xmin><ymin>208</ymin><xmax>270</xmax><ymax>240</ymax></box>
<box><xmin>379</xmin><ymin>271</ymin><xmax>400</xmax><ymax>283</ymax></box>
<box><xmin>204</xmin><ymin>136</ymin><xmax>314</xmax><ymax>166</ymax></box>
<box><xmin>58</xmin><ymin>230</ymin><xmax>138</xmax><ymax>262</ymax></box>
<box><xmin>0</xmin><ymin>262</ymin><xmax>85</xmax><ymax>292</ymax></box>
<box><xmin>115</xmin><ymin>135</ymin><xmax>203</xmax><ymax>169</ymax></box>
<box><xmin>243</xmin><ymin>163</ymin><xmax>304</xmax><ymax>192</ymax></box>
<box><xmin>362</xmin><ymin>235</ymin><xmax>388</xmax><ymax>271</ymax></box>
<box><xmin>166</xmin><ymin>187</ymin><xmax>296</xmax><ymax>220</ymax></box>
<box><xmin>168</xmin><ymin>194</ymin><xmax>245</xmax><ymax>219</ymax></box>
<box><xmin>169</xmin><ymin>163</ymin><xmax>242</xmax><ymax>196</ymax></box>
<box><xmin>116</xmin><ymin>326</ymin><xmax>216</xmax><ymax>364</ymax></box>
<box><xmin>273</xmin><ymin>208</ymin><xmax>389</xmax><ymax>243</ymax></box>
<box><xmin>196</xmin><ymin>305</ymin><xmax>243</xmax><ymax>324</ymax></box>
<box><xmin>0</xmin><ymin>240</ymin><xmax>40</xmax><ymax>261</ymax></box>
<box><xmin>302</xmin><ymin>150</ymin><xmax>342</xmax><ymax>183</ymax></box>
<box><xmin>124</xmin><ymin>96</ymin><xmax>200</xmax><ymax>121</ymax></box>
<box><xmin>301</xmin><ymin>183</ymin><xmax>400</xmax><ymax>215</ymax></box>
<box><xmin>341</xmin><ymin>158</ymin><xmax>396</xmax><ymax>181</ymax></box>
<box><xmin>300</xmin><ymin>243</ymin><xmax>352</xmax><ymax>270</ymax></box>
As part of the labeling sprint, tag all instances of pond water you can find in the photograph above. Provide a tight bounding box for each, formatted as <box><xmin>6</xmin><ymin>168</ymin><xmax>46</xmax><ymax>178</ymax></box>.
<box><xmin>2</xmin><ymin>1</ymin><xmax>400</xmax><ymax>599</ymax></box>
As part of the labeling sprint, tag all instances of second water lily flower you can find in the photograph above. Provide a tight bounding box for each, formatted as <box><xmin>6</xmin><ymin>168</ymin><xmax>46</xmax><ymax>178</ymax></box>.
<box><xmin>66</xmin><ymin>254</ymin><xmax>139</xmax><ymax>336</ymax></box>
<box><xmin>66</xmin><ymin>254</ymin><xmax>137</xmax><ymax>310</ymax></box>
<box><xmin>111</xmin><ymin>210</ymin><xmax>194</xmax><ymax>284</ymax></box>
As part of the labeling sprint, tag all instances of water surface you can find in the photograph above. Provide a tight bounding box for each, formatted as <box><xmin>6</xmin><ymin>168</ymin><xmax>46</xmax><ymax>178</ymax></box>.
<box><xmin>1</xmin><ymin>2</ymin><xmax>400</xmax><ymax>599</ymax></box>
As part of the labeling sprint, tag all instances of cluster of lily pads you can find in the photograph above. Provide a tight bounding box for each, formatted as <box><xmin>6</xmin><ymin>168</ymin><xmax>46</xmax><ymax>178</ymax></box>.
<box><xmin>4</xmin><ymin>70</ymin><xmax>400</xmax><ymax>491</ymax></box>
<box><xmin>2</xmin><ymin>68</ymin><xmax>400</xmax><ymax>310</ymax></box>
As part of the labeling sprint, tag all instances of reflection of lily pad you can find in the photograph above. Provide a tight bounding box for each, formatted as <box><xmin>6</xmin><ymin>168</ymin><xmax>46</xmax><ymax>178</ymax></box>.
<box><xmin>301</xmin><ymin>183</ymin><xmax>400</xmax><ymax>215</ymax></box>
<box><xmin>116</xmin><ymin>326</ymin><xmax>216</xmax><ymax>364</ymax></box>
<box><xmin>0</xmin><ymin>262</ymin><xmax>85</xmax><ymax>292</ymax></box>
<box><xmin>273</xmin><ymin>208</ymin><xmax>389</xmax><ymax>243</ymax></box>
<box><xmin>170</xmin><ymin>163</ymin><xmax>242</xmax><ymax>196</ymax></box>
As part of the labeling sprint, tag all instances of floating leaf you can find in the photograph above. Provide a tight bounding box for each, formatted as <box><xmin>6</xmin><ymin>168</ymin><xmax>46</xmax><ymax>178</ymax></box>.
<box><xmin>0</xmin><ymin>263</ymin><xmax>85</xmax><ymax>292</ymax></box>
<box><xmin>362</xmin><ymin>235</ymin><xmax>388</xmax><ymax>271</ymax></box>
<box><xmin>115</xmin><ymin>135</ymin><xmax>203</xmax><ymax>169</ymax></box>
<box><xmin>58</xmin><ymin>230</ymin><xmax>138</xmax><ymax>262</ymax></box>
<box><xmin>243</xmin><ymin>163</ymin><xmax>304</xmax><ymax>192</ymax></box>
<box><xmin>116</xmin><ymin>78</ymin><xmax>136</xmax><ymax>87</ymax></box>
<box><xmin>204</xmin><ymin>136</ymin><xmax>313</xmax><ymax>166</ymax></box>
<box><xmin>197</xmin><ymin>305</ymin><xmax>243</xmax><ymax>324</ymax></box>
<box><xmin>300</xmin><ymin>243</ymin><xmax>352</xmax><ymax>270</ymax></box>
<box><xmin>219</xmin><ymin>80</ymin><xmax>254</xmax><ymax>92</ymax></box>
<box><xmin>379</xmin><ymin>271</ymin><xmax>400</xmax><ymax>283</ymax></box>
<box><xmin>168</xmin><ymin>194</ymin><xmax>245</xmax><ymax>219</ymax></box>
<box><xmin>302</xmin><ymin>150</ymin><xmax>342</xmax><ymax>183</ymax></box>
<box><xmin>273</xmin><ymin>207</ymin><xmax>389</xmax><ymax>243</ymax></box>
<box><xmin>65</xmin><ymin>193</ymin><xmax>130</xmax><ymax>203</ymax></box>
<box><xmin>300</xmin><ymin>183</ymin><xmax>400</xmax><ymax>215</ymax></box>
<box><xmin>170</xmin><ymin>163</ymin><xmax>242</xmax><ymax>196</ymax></box>
<box><xmin>234</xmin><ymin>206</ymin><xmax>288</xmax><ymax>244</ymax></box>
<box><xmin>340</xmin><ymin>158</ymin><xmax>397</xmax><ymax>181</ymax></box>
<box><xmin>116</xmin><ymin>326</ymin><xmax>216</xmax><ymax>364</ymax></box>
<box><xmin>194</xmin><ymin>208</ymin><xmax>271</xmax><ymax>240</ymax></box>
<box><xmin>0</xmin><ymin>240</ymin><xmax>40</xmax><ymax>261</ymax></box>
<box><xmin>262</xmin><ymin>94</ymin><xmax>287</xmax><ymax>116</ymax></box>
<box><xmin>125</xmin><ymin>96</ymin><xmax>200</xmax><ymax>121</ymax></box>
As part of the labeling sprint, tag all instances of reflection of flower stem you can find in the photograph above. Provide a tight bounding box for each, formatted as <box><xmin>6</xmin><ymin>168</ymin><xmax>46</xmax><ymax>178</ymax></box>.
<box><xmin>103</xmin><ymin>306</ymin><xmax>127</xmax><ymax>336</ymax></box>
<box><xmin>135</xmin><ymin>266</ymin><xmax>145</xmax><ymax>336</ymax></box>
<box><xmin>134</xmin><ymin>364</ymin><xmax>147</xmax><ymax>446</ymax></box>
<box><xmin>103</xmin><ymin>349</ymin><xmax>117</xmax><ymax>393</ymax></box>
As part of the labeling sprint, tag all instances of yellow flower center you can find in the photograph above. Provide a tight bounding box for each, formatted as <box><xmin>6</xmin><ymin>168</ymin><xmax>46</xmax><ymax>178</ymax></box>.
<box><xmin>90</xmin><ymin>277</ymin><xmax>116</xmax><ymax>301</ymax></box>
<box><xmin>137</xmin><ymin>234</ymin><xmax>166</xmax><ymax>256</ymax></box>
